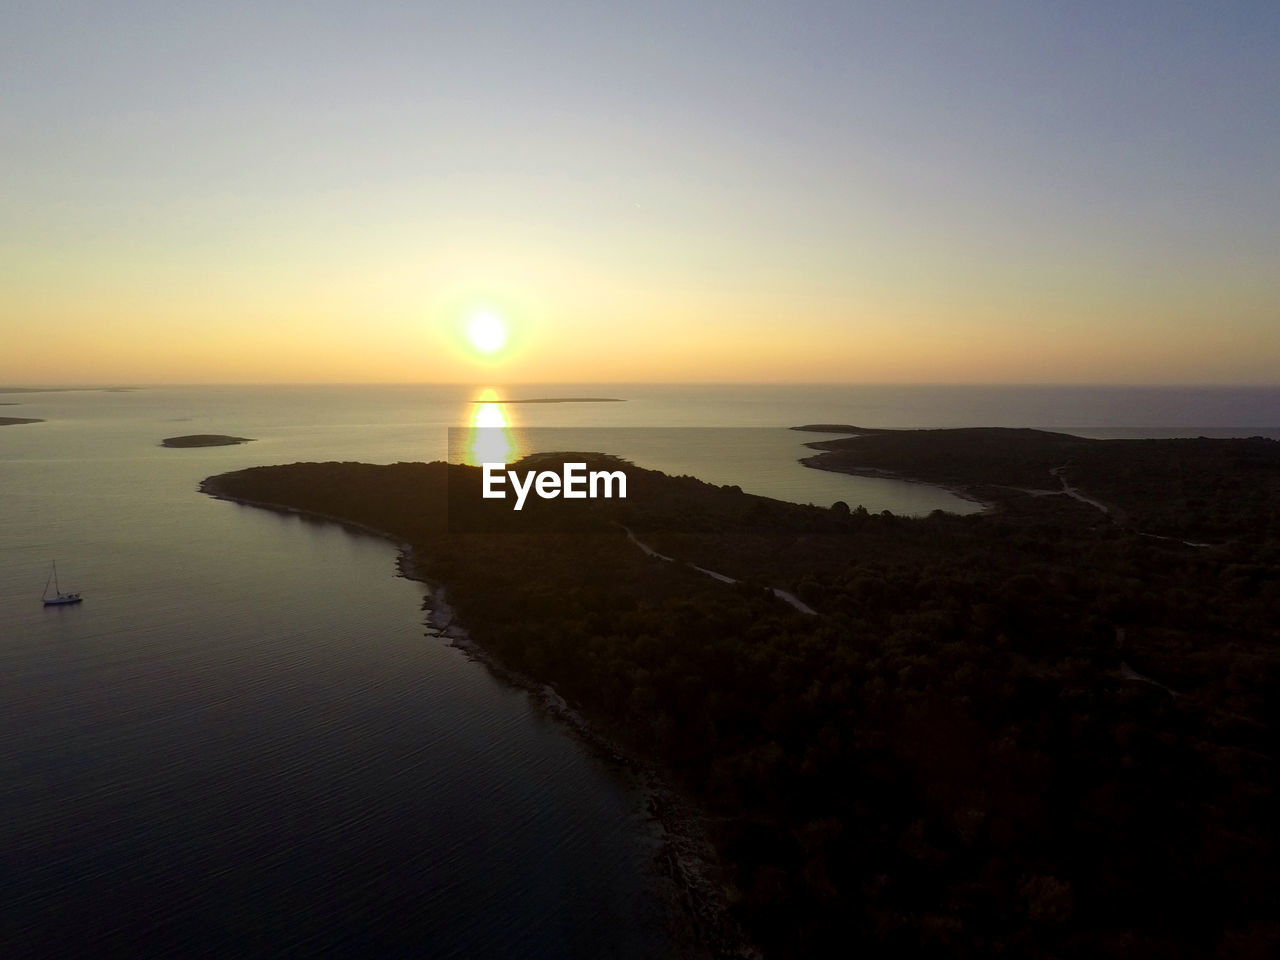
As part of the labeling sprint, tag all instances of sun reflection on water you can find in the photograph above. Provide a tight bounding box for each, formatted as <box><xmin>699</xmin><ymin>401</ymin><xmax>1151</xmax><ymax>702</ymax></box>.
<box><xmin>459</xmin><ymin>388</ymin><xmax>522</xmax><ymax>466</ymax></box>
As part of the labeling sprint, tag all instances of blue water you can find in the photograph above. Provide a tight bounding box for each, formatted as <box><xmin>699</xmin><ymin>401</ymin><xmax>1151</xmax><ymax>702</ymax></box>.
<box><xmin>2</xmin><ymin>383</ymin><xmax>1276</xmax><ymax>955</ymax></box>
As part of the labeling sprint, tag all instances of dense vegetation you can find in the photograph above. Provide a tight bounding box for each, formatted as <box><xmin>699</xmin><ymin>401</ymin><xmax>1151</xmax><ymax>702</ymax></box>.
<box><xmin>203</xmin><ymin>431</ymin><xmax>1279</xmax><ymax>958</ymax></box>
<box><xmin>800</xmin><ymin>426</ymin><xmax>1280</xmax><ymax>542</ymax></box>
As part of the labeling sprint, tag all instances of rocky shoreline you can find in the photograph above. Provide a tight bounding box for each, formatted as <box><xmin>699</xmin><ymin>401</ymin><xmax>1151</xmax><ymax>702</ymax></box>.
<box><xmin>201</xmin><ymin>481</ymin><xmax>757</xmax><ymax>960</ymax></box>
<box><xmin>400</xmin><ymin>550</ymin><xmax>758</xmax><ymax>960</ymax></box>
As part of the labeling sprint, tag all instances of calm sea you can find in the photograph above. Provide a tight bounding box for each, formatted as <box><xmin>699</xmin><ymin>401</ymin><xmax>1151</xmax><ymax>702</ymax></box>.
<box><xmin>2</xmin><ymin>383</ymin><xmax>1276</xmax><ymax>955</ymax></box>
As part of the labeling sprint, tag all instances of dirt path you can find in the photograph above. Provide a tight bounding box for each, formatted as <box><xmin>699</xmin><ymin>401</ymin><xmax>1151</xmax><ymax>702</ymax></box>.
<box><xmin>1115</xmin><ymin>627</ymin><xmax>1181</xmax><ymax>697</ymax></box>
<box><xmin>617</xmin><ymin>524</ymin><xmax>819</xmax><ymax>615</ymax></box>
<box><xmin>1048</xmin><ymin>466</ymin><xmax>1216</xmax><ymax>548</ymax></box>
<box><xmin>1049</xmin><ymin>465</ymin><xmax>1111</xmax><ymax>514</ymax></box>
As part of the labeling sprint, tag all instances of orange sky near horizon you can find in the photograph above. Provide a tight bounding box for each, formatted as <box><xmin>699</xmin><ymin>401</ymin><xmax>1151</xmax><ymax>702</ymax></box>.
<box><xmin>3</xmin><ymin>3</ymin><xmax>1277</xmax><ymax>388</ymax></box>
<box><xmin>5</xmin><ymin>253</ymin><xmax>1274</xmax><ymax>386</ymax></box>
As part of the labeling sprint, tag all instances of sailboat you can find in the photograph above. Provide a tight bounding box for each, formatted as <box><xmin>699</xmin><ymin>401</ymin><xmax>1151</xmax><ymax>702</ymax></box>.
<box><xmin>42</xmin><ymin>561</ymin><xmax>83</xmax><ymax>606</ymax></box>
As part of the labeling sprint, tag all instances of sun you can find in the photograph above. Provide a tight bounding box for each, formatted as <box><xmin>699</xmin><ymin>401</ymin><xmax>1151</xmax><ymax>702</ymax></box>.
<box><xmin>467</xmin><ymin>311</ymin><xmax>508</xmax><ymax>355</ymax></box>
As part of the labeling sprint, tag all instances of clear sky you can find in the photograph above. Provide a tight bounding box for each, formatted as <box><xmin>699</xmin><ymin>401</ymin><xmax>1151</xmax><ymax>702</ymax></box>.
<box><xmin>3</xmin><ymin>1</ymin><xmax>1277</xmax><ymax>385</ymax></box>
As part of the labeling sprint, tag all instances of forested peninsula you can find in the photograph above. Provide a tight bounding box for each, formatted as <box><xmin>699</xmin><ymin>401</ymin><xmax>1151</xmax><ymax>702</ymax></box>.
<box><xmin>202</xmin><ymin>430</ymin><xmax>1279</xmax><ymax>959</ymax></box>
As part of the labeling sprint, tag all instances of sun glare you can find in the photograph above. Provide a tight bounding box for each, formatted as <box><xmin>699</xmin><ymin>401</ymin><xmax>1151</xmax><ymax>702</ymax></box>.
<box><xmin>467</xmin><ymin>312</ymin><xmax>508</xmax><ymax>355</ymax></box>
<box><xmin>466</xmin><ymin>387</ymin><xmax>518</xmax><ymax>465</ymax></box>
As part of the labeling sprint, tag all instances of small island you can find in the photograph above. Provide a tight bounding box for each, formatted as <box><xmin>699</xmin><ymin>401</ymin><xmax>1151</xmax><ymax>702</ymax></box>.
<box><xmin>474</xmin><ymin>396</ymin><xmax>624</xmax><ymax>404</ymax></box>
<box><xmin>161</xmin><ymin>434</ymin><xmax>255</xmax><ymax>448</ymax></box>
<box><xmin>0</xmin><ymin>417</ymin><xmax>43</xmax><ymax>426</ymax></box>
<box><xmin>0</xmin><ymin>386</ymin><xmax>139</xmax><ymax>393</ymax></box>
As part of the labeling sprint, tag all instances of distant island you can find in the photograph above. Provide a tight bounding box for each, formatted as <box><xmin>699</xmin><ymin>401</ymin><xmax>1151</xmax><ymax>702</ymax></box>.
<box><xmin>162</xmin><ymin>434</ymin><xmax>255</xmax><ymax>448</ymax></box>
<box><xmin>202</xmin><ymin>432</ymin><xmax>1279</xmax><ymax>959</ymax></box>
<box><xmin>0</xmin><ymin>386</ymin><xmax>139</xmax><ymax>394</ymax></box>
<box><xmin>474</xmin><ymin>396</ymin><xmax>624</xmax><ymax>403</ymax></box>
<box><xmin>0</xmin><ymin>417</ymin><xmax>43</xmax><ymax>426</ymax></box>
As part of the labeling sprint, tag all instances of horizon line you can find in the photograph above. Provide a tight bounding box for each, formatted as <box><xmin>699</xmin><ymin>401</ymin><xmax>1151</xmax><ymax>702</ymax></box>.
<box><xmin>4</xmin><ymin>380</ymin><xmax>1280</xmax><ymax>391</ymax></box>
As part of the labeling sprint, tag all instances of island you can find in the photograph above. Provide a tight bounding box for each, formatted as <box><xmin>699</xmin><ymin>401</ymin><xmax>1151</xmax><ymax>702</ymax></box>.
<box><xmin>0</xmin><ymin>386</ymin><xmax>139</xmax><ymax>393</ymax></box>
<box><xmin>0</xmin><ymin>417</ymin><xmax>43</xmax><ymax>426</ymax></box>
<box><xmin>202</xmin><ymin>432</ymin><xmax>1278</xmax><ymax>959</ymax></box>
<box><xmin>474</xmin><ymin>396</ymin><xmax>625</xmax><ymax>403</ymax></box>
<box><xmin>161</xmin><ymin>434</ymin><xmax>255</xmax><ymax>448</ymax></box>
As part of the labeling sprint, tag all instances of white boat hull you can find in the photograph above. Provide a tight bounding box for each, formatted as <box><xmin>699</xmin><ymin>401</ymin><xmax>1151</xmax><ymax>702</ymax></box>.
<box><xmin>41</xmin><ymin>562</ymin><xmax>83</xmax><ymax>605</ymax></box>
